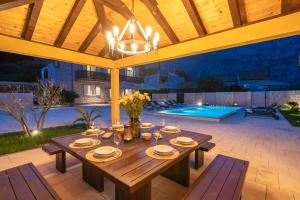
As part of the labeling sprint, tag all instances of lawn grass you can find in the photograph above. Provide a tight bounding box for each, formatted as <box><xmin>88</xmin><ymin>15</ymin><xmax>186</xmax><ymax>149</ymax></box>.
<box><xmin>279</xmin><ymin>109</ymin><xmax>300</xmax><ymax>127</ymax></box>
<box><xmin>0</xmin><ymin>124</ymin><xmax>86</xmax><ymax>155</ymax></box>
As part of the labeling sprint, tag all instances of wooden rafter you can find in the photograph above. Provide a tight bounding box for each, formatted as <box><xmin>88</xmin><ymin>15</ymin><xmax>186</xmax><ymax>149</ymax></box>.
<box><xmin>227</xmin><ymin>0</ymin><xmax>243</xmax><ymax>27</ymax></box>
<box><xmin>181</xmin><ymin>0</ymin><xmax>206</xmax><ymax>36</ymax></box>
<box><xmin>0</xmin><ymin>0</ymin><xmax>34</xmax><ymax>11</ymax></box>
<box><xmin>238</xmin><ymin>0</ymin><xmax>247</xmax><ymax>24</ymax></box>
<box><xmin>98</xmin><ymin>0</ymin><xmax>132</xmax><ymax>19</ymax></box>
<box><xmin>281</xmin><ymin>0</ymin><xmax>292</xmax><ymax>15</ymax></box>
<box><xmin>22</xmin><ymin>0</ymin><xmax>44</xmax><ymax>40</ymax></box>
<box><xmin>140</xmin><ymin>0</ymin><xmax>179</xmax><ymax>43</ymax></box>
<box><xmin>79</xmin><ymin>22</ymin><xmax>101</xmax><ymax>52</ymax></box>
<box><xmin>55</xmin><ymin>0</ymin><xmax>86</xmax><ymax>47</ymax></box>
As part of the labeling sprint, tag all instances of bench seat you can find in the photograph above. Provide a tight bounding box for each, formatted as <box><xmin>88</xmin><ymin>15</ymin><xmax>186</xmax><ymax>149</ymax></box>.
<box><xmin>0</xmin><ymin>163</ymin><xmax>61</xmax><ymax>200</ymax></box>
<box><xmin>42</xmin><ymin>143</ymin><xmax>66</xmax><ymax>173</ymax></box>
<box><xmin>184</xmin><ymin>154</ymin><xmax>249</xmax><ymax>200</ymax></box>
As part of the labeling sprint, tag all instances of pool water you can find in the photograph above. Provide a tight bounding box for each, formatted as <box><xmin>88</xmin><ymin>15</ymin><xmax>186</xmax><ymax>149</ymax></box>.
<box><xmin>158</xmin><ymin>106</ymin><xmax>241</xmax><ymax>120</ymax></box>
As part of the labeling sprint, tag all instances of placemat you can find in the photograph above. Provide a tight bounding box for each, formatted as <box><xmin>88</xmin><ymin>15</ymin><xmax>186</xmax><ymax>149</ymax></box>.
<box><xmin>81</xmin><ymin>130</ymin><xmax>105</xmax><ymax>136</ymax></box>
<box><xmin>145</xmin><ymin>147</ymin><xmax>179</xmax><ymax>160</ymax></box>
<box><xmin>160</xmin><ymin>128</ymin><xmax>181</xmax><ymax>134</ymax></box>
<box><xmin>86</xmin><ymin>148</ymin><xmax>122</xmax><ymax>163</ymax></box>
<box><xmin>69</xmin><ymin>139</ymin><xmax>100</xmax><ymax>149</ymax></box>
<box><xmin>169</xmin><ymin>138</ymin><xmax>198</xmax><ymax>148</ymax></box>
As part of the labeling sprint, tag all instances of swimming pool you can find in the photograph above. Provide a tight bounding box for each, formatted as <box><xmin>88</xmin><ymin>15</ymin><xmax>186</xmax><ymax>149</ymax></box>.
<box><xmin>158</xmin><ymin>106</ymin><xmax>241</xmax><ymax>122</ymax></box>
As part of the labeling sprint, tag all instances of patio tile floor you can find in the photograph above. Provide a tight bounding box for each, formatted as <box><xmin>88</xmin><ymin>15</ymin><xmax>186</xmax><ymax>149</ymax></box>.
<box><xmin>0</xmin><ymin>110</ymin><xmax>299</xmax><ymax>199</ymax></box>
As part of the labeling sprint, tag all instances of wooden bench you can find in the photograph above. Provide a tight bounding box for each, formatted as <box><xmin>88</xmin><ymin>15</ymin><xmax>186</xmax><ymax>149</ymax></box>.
<box><xmin>194</xmin><ymin>142</ymin><xmax>215</xmax><ymax>169</ymax></box>
<box><xmin>42</xmin><ymin>143</ymin><xmax>66</xmax><ymax>173</ymax></box>
<box><xmin>183</xmin><ymin>154</ymin><xmax>249</xmax><ymax>200</ymax></box>
<box><xmin>0</xmin><ymin>163</ymin><xmax>61</xmax><ymax>200</ymax></box>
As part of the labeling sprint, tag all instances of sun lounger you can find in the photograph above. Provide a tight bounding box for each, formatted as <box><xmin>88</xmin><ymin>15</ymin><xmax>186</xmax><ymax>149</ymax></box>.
<box><xmin>245</xmin><ymin>108</ymin><xmax>279</xmax><ymax>120</ymax></box>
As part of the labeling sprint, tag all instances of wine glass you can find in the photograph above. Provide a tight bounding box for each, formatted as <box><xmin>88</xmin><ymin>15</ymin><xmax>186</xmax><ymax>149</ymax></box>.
<box><xmin>153</xmin><ymin>130</ymin><xmax>160</xmax><ymax>146</ymax></box>
<box><xmin>160</xmin><ymin>118</ymin><xmax>165</xmax><ymax>127</ymax></box>
<box><xmin>114</xmin><ymin>132</ymin><xmax>121</xmax><ymax>149</ymax></box>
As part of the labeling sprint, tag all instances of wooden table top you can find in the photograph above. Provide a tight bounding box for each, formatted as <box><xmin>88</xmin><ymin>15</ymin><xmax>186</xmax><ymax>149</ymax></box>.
<box><xmin>51</xmin><ymin>127</ymin><xmax>212</xmax><ymax>192</ymax></box>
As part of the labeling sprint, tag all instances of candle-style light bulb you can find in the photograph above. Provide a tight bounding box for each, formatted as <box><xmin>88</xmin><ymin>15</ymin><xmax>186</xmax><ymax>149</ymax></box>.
<box><xmin>106</xmin><ymin>31</ymin><xmax>112</xmax><ymax>41</ymax></box>
<box><xmin>146</xmin><ymin>26</ymin><xmax>152</xmax><ymax>38</ymax></box>
<box><xmin>129</xmin><ymin>23</ymin><xmax>135</xmax><ymax>34</ymax></box>
<box><xmin>113</xmin><ymin>26</ymin><xmax>119</xmax><ymax>38</ymax></box>
<box><xmin>131</xmin><ymin>43</ymin><xmax>137</xmax><ymax>51</ymax></box>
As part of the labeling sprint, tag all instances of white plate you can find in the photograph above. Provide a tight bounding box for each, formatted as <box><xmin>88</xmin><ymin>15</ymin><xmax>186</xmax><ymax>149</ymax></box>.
<box><xmin>176</xmin><ymin>137</ymin><xmax>193</xmax><ymax>144</ymax></box>
<box><xmin>141</xmin><ymin>123</ymin><xmax>153</xmax><ymax>127</ymax></box>
<box><xmin>112</xmin><ymin>124</ymin><xmax>124</xmax><ymax>129</ymax></box>
<box><xmin>154</xmin><ymin>145</ymin><xmax>174</xmax><ymax>155</ymax></box>
<box><xmin>164</xmin><ymin>126</ymin><xmax>178</xmax><ymax>131</ymax></box>
<box><xmin>94</xmin><ymin>146</ymin><xmax>115</xmax><ymax>158</ymax></box>
<box><xmin>74</xmin><ymin>138</ymin><xmax>93</xmax><ymax>146</ymax></box>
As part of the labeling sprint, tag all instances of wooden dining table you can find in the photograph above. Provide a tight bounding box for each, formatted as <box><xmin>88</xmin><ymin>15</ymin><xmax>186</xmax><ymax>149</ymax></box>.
<box><xmin>50</xmin><ymin>127</ymin><xmax>212</xmax><ymax>200</ymax></box>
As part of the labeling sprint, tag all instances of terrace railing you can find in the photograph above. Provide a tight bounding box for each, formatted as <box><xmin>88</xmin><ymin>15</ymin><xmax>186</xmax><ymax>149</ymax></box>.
<box><xmin>75</xmin><ymin>70</ymin><xmax>143</xmax><ymax>83</ymax></box>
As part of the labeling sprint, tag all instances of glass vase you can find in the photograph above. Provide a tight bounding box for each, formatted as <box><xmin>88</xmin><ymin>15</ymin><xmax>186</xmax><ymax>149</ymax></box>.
<box><xmin>130</xmin><ymin>118</ymin><xmax>140</xmax><ymax>138</ymax></box>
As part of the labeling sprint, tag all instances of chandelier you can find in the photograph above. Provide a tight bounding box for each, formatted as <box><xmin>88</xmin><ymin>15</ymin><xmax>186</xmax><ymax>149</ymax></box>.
<box><xmin>106</xmin><ymin>0</ymin><xmax>159</xmax><ymax>55</ymax></box>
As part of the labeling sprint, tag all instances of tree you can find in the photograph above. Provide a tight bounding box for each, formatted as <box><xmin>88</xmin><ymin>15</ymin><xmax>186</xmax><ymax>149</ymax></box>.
<box><xmin>197</xmin><ymin>77</ymin><xmax>225</xmax><ymax>92</ymax></box>
<box><xmin>175</xmin><ymin>70</ymin><xmax>192</xmax><ymax>82</ymax></box>
<box><xmin>32</xmin><ymin>80</ymin><xmax>63</xmax><ymax>131</ymax></box>
<box><xmin>1</xmin><ymin>94</ymin><xmax>31</xmax><ymax>136</ymax></box>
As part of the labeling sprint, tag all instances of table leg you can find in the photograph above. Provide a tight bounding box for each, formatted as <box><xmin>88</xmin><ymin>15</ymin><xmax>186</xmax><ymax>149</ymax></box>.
<box><xmin>161</xmin><ymin>155</ymin><xmax>190</xmax><ymax>187</ymax></box>
<box><xmin>115</xmin><ymin>181</ymin><xmax>151</xmax><ymax>200</ymax></box>
<box><xmin>56</xmin><ymin>151</ymin><xmax>66</xmax><ymax>173</ymax></box>
<box><xmin>194</xmin><ymin>150</ymin><xmax>204</xmax><ymax>169</ymax></box>
<box><xmin>82</xmin><ymin>162</ymin><xmax>104</xmax><ymax>192</ymax></box>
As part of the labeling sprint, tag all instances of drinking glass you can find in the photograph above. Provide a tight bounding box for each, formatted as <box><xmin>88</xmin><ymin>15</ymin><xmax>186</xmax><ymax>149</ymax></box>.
<box><xmin>114</xmin><ymin>132</ymin><xmax>121</xmax><ymax>149</ymax></box>
<box><xmin>153</xmin><ymin>130</ymin><xmax>160</xmax><ymax>146</ymax></box>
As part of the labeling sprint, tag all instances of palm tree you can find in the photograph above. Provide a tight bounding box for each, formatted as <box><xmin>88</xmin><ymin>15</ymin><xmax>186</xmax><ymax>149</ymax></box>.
<box><xmin>73</xmin><ymin>107</ymin><xmax>101</xmax><ymax>129</ymax></box>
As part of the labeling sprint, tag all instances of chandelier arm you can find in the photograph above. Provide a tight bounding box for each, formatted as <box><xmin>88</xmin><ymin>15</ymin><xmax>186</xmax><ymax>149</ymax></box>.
<box><xmin>136</xmin><ymin>20</ymin><xmax>148</xmax><ymax>40</ymax></box>
<box><xmin>119</xmin><ymin>20</ymin><xmax>131</xmax><ymax>41</ymax></box>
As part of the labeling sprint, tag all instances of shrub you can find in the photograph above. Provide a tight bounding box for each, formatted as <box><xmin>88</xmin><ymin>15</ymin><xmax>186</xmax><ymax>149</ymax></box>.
<box><xmin>61</xmin><ymin>90</ymin><xmax>79</xmax><ymax>104</ymax></box>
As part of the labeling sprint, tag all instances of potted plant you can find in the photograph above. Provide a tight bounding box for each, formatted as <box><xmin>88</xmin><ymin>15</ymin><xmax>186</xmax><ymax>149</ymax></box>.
<box><xmin>119</xmin><ymin>91</ymin><xmax>151</xmax><ymax>138</ymax></box>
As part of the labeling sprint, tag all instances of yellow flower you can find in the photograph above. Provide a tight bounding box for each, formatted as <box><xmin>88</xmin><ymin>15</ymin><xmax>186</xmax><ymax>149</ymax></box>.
<box><xmin>133</xmin><ymin>91</ymin><xmax>140</xmax><ymax>97</ymax></box>
<box><xmin>139</xmin><ymin>94</ymin><xmax>145</xmax><ymax>100</ymax></box>
<box><xmin>146</xmin><ymin>96</ymin><xmax>151</xmax><ymax>101</ymax></box>
<box><xmin>144</xmin><ymin>93</ymin><xmax>149</xmax><ymax>96</ymax></box>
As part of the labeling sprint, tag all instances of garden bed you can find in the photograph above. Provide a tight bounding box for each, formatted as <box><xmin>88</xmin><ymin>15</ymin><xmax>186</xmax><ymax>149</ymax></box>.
<box><xmin>0</xmin><ymin>124</ymin><xmax>85</xmax><ymax>155</ymax></box>
<box><xmin>280</xmin><ymin>109</ymin><xmax>300</xmax><ymax>127</ymax></box>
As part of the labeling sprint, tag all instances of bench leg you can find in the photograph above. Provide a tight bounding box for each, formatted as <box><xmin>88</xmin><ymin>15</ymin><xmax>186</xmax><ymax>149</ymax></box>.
<box><xmin>116</xmin><ymin>181</ymin><xmax>151</xmax><ymax>200</ymax></box>
<box><xmin>194</xmin><ymin>150</ymin><xmax>204</xmax><ymax>169</ymax></box>
<box><xmin>82</xmin><ymin>162</ymin><xmax>104</xmax><ymax>192</ymax></box>
<box><xmin>55</xmin><ymin>151</ymin><xmax>66</xmax><ymax>173</ymax></box>
<box><xmin>161</xmin><ymin>155</ymin><xmax>190</xmax><ymax>187</ymax></box>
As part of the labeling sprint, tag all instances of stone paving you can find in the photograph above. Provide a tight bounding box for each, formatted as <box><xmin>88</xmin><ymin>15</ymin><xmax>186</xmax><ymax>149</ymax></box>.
<box><xmin>0</xmin><ymin>106</ymin><xmax>300</xmax><ymax>199</ymax></box>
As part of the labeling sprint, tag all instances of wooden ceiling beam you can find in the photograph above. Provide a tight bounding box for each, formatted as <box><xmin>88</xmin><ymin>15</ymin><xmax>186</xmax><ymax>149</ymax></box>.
<box><xmin>227</xmin><ymin>0</ymin><xmax>243</xmax><ymax>27</ymax></box>
<box><xmin>54</xmin><ymin>0</ymin><xmax>86</xmax><ymax>47</ymax></box>
<box><xmin>0</xmin><ymin>0</ymin><xmax>34</xmax><ymax>11</ymax></box>
<box><xmin>22</xmin><ymin>0</ymin><xmax>44</xmax><ymax>40</ymax></box>
<box><xmin>140</xmin><ymin>0</ymin><xmax>179</xmax><ymax>43</ymax></box>
<box><xmin>181</xmin><ymin>0</ymin><xmax>206</xmax><ymax>36</ymax></box>
<box><xmin>281</xmin><ymin>0</ymin><xmax>293</xmax><ymax>15</ymax></box>
<box><xmin>97</xmin><ymin>0</ymin><xmax>132</xmax><ymax>20</ymax></box>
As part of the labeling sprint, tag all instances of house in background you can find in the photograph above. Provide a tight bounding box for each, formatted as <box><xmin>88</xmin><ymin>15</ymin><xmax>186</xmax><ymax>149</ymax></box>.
<box><xmin>41</xmin><ymin>61</ymin><xmax>142</xmax><ymax>104</ymax></box>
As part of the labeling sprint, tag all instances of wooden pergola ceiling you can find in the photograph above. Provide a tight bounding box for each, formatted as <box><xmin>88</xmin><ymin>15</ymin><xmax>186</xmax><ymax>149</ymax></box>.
<box><xmin>0</xmin><ymin>0</ymin><xmax>300</xmax><ymax>61</ymax></box>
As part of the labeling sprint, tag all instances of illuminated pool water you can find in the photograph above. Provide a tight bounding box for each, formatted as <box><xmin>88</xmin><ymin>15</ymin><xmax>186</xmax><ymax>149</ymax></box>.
<box><xmin>158</xmin><ymin>106</ymin><xmax>241</xmax><ymax>121</ymax></box>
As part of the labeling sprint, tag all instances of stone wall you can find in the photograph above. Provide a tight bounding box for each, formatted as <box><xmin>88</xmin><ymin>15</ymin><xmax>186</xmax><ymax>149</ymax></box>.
<box><xmin>185</xmin><ymin>91</ymin><xmax>300</xmax><ymax>106</ymax></box>
<box><xmin>152</xmin><ymin>93</ymin><xmax>177</xmax><ymax>102</ymax></box>
<box><xmin>0</xmin><ymin>93</ymin><xmax>33</xmax><ymax>109</ymax></box>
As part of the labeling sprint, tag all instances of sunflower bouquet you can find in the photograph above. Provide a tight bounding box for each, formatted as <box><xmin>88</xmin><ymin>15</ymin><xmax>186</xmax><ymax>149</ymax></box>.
<box><xmin>119</xmin><ymin>91</ymin><xmax>151</xmax><ymax>138</ymax></box>
<box><xmin>119</xmin><ymin>91</ymin><xmax>151</xmax><ymax>120</ymax></box>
